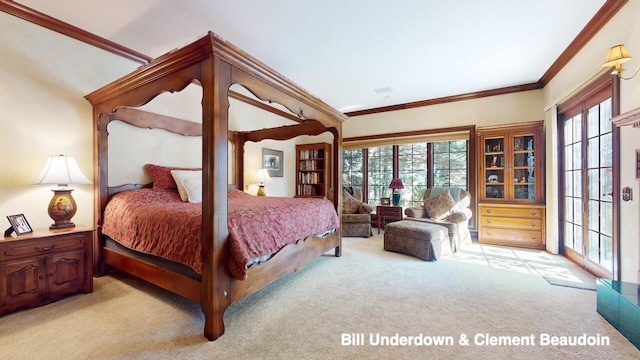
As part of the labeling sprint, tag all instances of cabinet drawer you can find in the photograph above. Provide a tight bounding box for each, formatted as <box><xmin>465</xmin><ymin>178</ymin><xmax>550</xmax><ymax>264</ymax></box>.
<box><xmin>480</xmin><ymin>206</ymin><xmax>542</xmax><ymax>218</ymax></box>
<box><xmin>480</xmin><ymin>227</ymin><xmax>543</xmax><ymax>244</ymax></box>
<box><xmin>0</xmin><ymin>235</ymin><xmax>85</xmax><ymax>261</ymax></box>
<box><xmin>480</xmin><ymin>216</ymin><xmax>542</xmax><ymax>230</ymax></box>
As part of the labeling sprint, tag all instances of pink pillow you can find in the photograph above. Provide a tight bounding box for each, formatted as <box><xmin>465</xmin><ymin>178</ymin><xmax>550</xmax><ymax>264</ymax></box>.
<box><xmin>144</xmin><ymin>164</ymin><xmax>199</xmax><ymax>191</ymax></box>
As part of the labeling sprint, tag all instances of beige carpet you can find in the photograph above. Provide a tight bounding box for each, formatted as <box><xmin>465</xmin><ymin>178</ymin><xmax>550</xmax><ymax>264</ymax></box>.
<box><xmin>1</xmin><ymin>234</ymin><xmax>638</xmax><ymax>359</ymax></box>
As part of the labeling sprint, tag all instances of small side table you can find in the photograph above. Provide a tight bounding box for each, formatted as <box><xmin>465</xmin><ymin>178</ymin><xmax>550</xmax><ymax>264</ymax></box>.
<box><xmin>0</xmin><ymin>226</ymin><xmax>94</xmax><ymax>316</ymax></box>
<box><xmin>376</xmin><ymin>205</ymin><xmax>403</xmax><ymax>234</ymax></box>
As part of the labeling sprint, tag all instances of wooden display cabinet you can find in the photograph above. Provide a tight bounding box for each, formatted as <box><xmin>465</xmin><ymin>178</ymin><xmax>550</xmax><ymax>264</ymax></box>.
<box><xmin>295</xmin><ymin>143</ymin><xmax>331</xmax><ymax>198</ymax></box>
<box><xmin>476</xmin><ymin>121</ymin><xmax>546</xmax><ymax>249</ymax></box>
<box><xmin>0</xmin><ymin>227</ymin><xmax>94</xmax><ymax>315</ymax></box>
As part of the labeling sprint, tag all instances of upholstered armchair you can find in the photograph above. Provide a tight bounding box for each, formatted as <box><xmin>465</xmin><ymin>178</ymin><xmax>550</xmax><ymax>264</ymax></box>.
<box><xmin>341</xmin><ymin>187</ymin><xmax>373</xmax><ymax>238</ymax></box>
<box><xmin>404</xmin><ymin>187</ymin><xmax>472</xmax><ymax>251</ymax></box>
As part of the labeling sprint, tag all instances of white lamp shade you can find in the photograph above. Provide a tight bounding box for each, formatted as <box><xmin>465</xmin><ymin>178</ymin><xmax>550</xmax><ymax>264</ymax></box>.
<box><xmin>32</xmin><ymin>155</ymin><xmax>92</xmax><ymax>187</ymax></box>
<box><xmin>254</xmin><ymin>168</ymin><xmax>272</xmax><ymax>184</ymax></box>
<box><xmin>602</xmin><ymin>44</ymin><xmax>632</xmax><ymax>68</ymax></box>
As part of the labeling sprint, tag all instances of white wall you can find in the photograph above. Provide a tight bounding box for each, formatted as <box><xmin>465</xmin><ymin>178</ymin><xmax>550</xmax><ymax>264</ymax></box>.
<box><xmin>0</xmin><ymin>12</ymin><xmax>309</xmax><ymax>233</ymax></box>
<box><xmin>344</xmin><ymin>90</ymin><xmax>544</xmax><ymax>137</ymax></box>
<box><xmin>345</xmin><ymin>2</ymin><xmax>640</xmax><ymax>282</ymax></box>
<box><xmin>0</xmin><ymin>12</ymin><xmax>137</xmax><ymax>229</ymax></box>
<box><xmin>542</xmin><ymin>0</ymin><xmax>640</xmax><ymax>282</ymax></box>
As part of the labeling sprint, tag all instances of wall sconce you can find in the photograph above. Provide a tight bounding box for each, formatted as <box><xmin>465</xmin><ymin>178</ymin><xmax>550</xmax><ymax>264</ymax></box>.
<box><xmin>32</xmin><ymin>155</ymin><xmax>92</xmax><ymax>229</ymax></box>
<box><xmin>602</xmin><ymin>44</ymin><xmax>640</xmax><ymax>80</ymax></box>
<box><xmin>254</xmin><ymin>168</ymin><xmax>272</xmax><ymax>196</ymax></box>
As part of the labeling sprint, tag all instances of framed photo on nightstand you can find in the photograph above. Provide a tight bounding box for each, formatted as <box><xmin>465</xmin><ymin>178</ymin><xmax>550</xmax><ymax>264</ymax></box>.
<box><xmin>380</xmin><ymin>197</ymin><xmax>391</xmax><ymax>205</ymax></box>
<box><xmin>7</xmin><ymin>214</ymin><xmax>33</xmax><ymax>235</ymax></box>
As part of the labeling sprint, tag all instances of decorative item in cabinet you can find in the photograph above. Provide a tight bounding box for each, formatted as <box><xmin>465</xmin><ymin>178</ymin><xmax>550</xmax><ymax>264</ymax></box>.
<box><xmin>295</xmin><ymin>143</ymin><xmax>331</xmax><ymax>198</ymax></box>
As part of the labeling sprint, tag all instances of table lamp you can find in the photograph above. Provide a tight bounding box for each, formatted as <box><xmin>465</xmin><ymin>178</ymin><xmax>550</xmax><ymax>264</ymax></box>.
<box><xmin>388</xmin><ymin>178</ymin><xmax>404</xmax><ymax>206</ymax></box>
<box><xmin>32</xmin><ymin>155</ymin><xmax>92</xmax><ymax>229</ymax></box>
<box><xmin>254</xmin><ymin>168</ymin><xmax>272</xmax><ymax>196</ymax></box>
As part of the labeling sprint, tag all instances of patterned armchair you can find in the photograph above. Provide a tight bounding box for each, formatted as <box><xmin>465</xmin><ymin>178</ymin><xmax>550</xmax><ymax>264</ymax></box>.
<box><xmin>341</xmin><ymin>187</ymin><xmax>373</xmax><ymax>238</ymax></box>
<box><xmin>404</xmin><ymin>187</ymin><xmax>472</xmax><ymax>251</ymax></box>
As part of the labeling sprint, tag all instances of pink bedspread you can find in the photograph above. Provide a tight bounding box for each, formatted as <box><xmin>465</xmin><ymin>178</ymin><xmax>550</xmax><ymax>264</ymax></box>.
<box><xmin>102</xmin><ymin>188</ymin><xmax>339</xmax><ymax>280</ymax></box>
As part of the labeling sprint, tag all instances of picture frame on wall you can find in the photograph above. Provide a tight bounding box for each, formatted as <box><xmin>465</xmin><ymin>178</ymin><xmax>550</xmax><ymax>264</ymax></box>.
<box><xmin>263</xmin><ymin>148</ymin><xmax>283</xmax><ymax>177</ymax></box>
<box><xmin>7</xmin><ymin>214</ymin><xmax>33</xmax><ymax>235</ymax></box>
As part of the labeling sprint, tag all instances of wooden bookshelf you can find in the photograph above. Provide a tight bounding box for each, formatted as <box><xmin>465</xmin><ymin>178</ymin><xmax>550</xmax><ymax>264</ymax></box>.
<box><xmin>295</xmin><ymin>143</ymin><xmax>331</xmax><ymax>198</ymax></box>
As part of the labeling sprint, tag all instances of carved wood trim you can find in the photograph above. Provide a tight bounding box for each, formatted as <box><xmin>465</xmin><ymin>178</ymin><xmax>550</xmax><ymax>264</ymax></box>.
<box><xmin>111</xmin><ymin>107</ymin><xmax>202</xmax><ymax>136</ymax></box>
<box><xmin>228</xmin><ymin>90</ymin><xmax>301</xmax><ymax>123</ymax></box>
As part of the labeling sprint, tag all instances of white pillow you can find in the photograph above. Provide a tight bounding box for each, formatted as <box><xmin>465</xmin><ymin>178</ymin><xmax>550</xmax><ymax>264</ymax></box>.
<box><xmin>181</xmin><ymin>176</ymin><xmax>202</xmax><ymax>203</ymax></box>
<box><xmin>170</xmin><ymin>170</ymin><xmax>201</xmax><ymax>201</ymax></box>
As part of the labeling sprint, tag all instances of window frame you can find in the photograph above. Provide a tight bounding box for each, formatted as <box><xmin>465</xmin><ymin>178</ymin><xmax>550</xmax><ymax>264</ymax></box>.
<box><xmin>342</xmin><ymin>125</ymin><xmax>477</xmax><ymax>229</ymax></box>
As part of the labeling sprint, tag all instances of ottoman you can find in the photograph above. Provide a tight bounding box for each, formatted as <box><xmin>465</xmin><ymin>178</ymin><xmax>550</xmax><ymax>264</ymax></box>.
<box><xmin>383</xmin><ymin>220</ymin><xmax>451</xmax><ymax>261</ymax></box>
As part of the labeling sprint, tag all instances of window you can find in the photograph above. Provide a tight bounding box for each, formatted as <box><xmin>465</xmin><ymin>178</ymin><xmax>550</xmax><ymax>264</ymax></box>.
<box><xmin>433</xmin><ymin>140</ymin><xmax>468</xmax><ymax>188</ymax></box>
<box><xmin>343</xmin><ymin>139</ymin><xmax>469</xmax><ymax>208</ymax></box>
<box><xmin>367</xmin><ymin>146</ymin><xmax>393</xmax><ymax>207</ymax></box>
<box><xmin>342</xmin><ymin>149</ymin><xmax>364</xmax><ymax>187</ymax></box>
<box><xmin>399</xmin><ymin>142</ymin><xmax>428</xmax><ymax>207</ymax></box>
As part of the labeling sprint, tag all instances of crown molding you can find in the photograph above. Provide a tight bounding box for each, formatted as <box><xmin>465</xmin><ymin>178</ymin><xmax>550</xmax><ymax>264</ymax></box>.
<box><xmin>2</xmin><ymin>0</ymin><xmax>628</xmax><ymax>115</ymax></box>
<box><xmin>0</xmin><ymin>0</ymin><xmax>152</xmax><ymax>64</ymax></box>
<box><xmin>538</xmin><ymin>0</ymin><xmax>627</xmax><ymax>87</ymax></box>
<box><xmin>346</xmin><ymin>0</ymin><xmax>627</xmax><ymax>117</ymax></box>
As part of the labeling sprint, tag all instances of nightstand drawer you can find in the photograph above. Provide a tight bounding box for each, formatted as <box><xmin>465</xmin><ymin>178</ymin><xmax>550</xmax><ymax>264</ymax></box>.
<box><xmin>0</xmin><ymin>235</ymin><xmax>85</xmax><ymax>261</ymax></box>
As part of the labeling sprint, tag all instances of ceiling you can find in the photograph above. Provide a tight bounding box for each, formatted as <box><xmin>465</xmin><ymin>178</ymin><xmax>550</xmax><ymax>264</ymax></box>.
<box><xmin>17</xmin><ymin>0</ymin><xmax>607</xmax><ymax>113</ymax></box>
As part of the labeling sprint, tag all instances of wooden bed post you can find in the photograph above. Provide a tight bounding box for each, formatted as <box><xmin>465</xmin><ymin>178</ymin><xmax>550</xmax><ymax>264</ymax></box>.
<box><xmin>200</xmin><ymin>53</ymin><xmax>232</xmax><ymax>341</ymax></box>
<box><xmin>332</xmin><ymin>128</ymin><xmax>343</xmax><ymax>257</ymax></box>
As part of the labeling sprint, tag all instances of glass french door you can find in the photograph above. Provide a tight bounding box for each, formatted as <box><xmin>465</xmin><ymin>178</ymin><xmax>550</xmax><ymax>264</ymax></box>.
<box><xmin>562</xmin><ymin>96</ymin><xmax>614</xmax><ymax>276</ymax></box>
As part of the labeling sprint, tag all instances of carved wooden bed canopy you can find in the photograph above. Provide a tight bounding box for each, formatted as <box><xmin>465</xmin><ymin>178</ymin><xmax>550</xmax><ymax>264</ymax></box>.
<box><xmin>85</xmin><ymin>31</ymin><xmax>347</xmax><ymax>340</ymax></box>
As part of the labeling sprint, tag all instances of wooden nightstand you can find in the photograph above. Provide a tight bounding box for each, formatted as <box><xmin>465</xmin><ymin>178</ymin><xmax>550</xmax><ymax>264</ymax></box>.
<box><xmin>0</xmin><ymin>226</ymin><xmax>94</xmax><ymax>316</ymax></box>
<box><xmin>376</xmin><ymin>205</ymin><xmax>403</xmax><ymax>234</ymax></box>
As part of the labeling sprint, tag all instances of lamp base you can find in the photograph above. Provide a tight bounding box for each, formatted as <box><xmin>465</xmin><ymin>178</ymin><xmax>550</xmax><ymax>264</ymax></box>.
<box><xmin>50</xmin><ymin>221</ymin><xmax>76</xmax><ymax>230</ymax></box>
<box><xmin>392</xmin><ymin>193</ymin><xmax>401</xmax><ymax>206</ymax></box>
<box><xmin>48</xmin><ymin>189</ymin><xmax>77</xmax><ymax>229</ymax></box>
<box><xmin>257</xmin><ymin>185</ymin><xmax>266</xmax><ymax>196</ymax></box>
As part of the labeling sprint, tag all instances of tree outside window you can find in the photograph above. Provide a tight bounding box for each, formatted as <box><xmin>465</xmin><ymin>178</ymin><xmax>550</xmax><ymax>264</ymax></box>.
<box><xmin>433</xmin><ymin>140</ymin><xmax>468</xmax><ymax>188</ymax></box>
<box><xmin>368</xmin><ymin>146</ymin><xmax>393</xmax><ymax>207</ymax></box>
<box><xmin>399</xmin><ymin>142</ymin><xmax>428</xmax><ymax>207</ymax></box>
<box><xmin>343</xmin><ymin>149</ymin><xmax>364</xmax><ymax>187</ymax></box>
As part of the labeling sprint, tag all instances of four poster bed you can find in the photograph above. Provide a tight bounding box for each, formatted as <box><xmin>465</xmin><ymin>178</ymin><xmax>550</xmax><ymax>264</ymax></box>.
<box><xmin>85</xmin><ymin>32</ymin><xmax>346</xmax><ymax>341</ymax></box>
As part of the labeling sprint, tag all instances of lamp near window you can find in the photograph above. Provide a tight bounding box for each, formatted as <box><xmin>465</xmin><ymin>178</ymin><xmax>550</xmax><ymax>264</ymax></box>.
<box><xmin>254</xmin><ymin>168</ymin><xmax>272</xmax><ymax>196</ymax></box>
<box><xmin>388</xmin><ymin>178</ymin><xmax>404</xmax><ymax>206</ymax></box>
<box><xmin>32</xmin><ymin>155</ymin><xmax>92</xmax><ymax>229</ymax></box>
<box><xmin>602</xmin><ymin>44</ymin><xmax>639</xmax><ymax>80</ymax></box>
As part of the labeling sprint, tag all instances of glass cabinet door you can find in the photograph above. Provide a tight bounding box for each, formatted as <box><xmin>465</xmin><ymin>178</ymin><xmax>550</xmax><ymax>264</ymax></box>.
<box><xmin>480</xmin><ymin>125</ymin><xmax>542</xmax><ymax>203</ymax></box>
<box><xmin>512</xmin><ymin>134</ymin><xmax>536</xmax><ymax>200</ymax></box>
<box><xmin>484</xmin><ymin>136</ymin><xmax>505</xmax><ymax>199</ymax></box>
